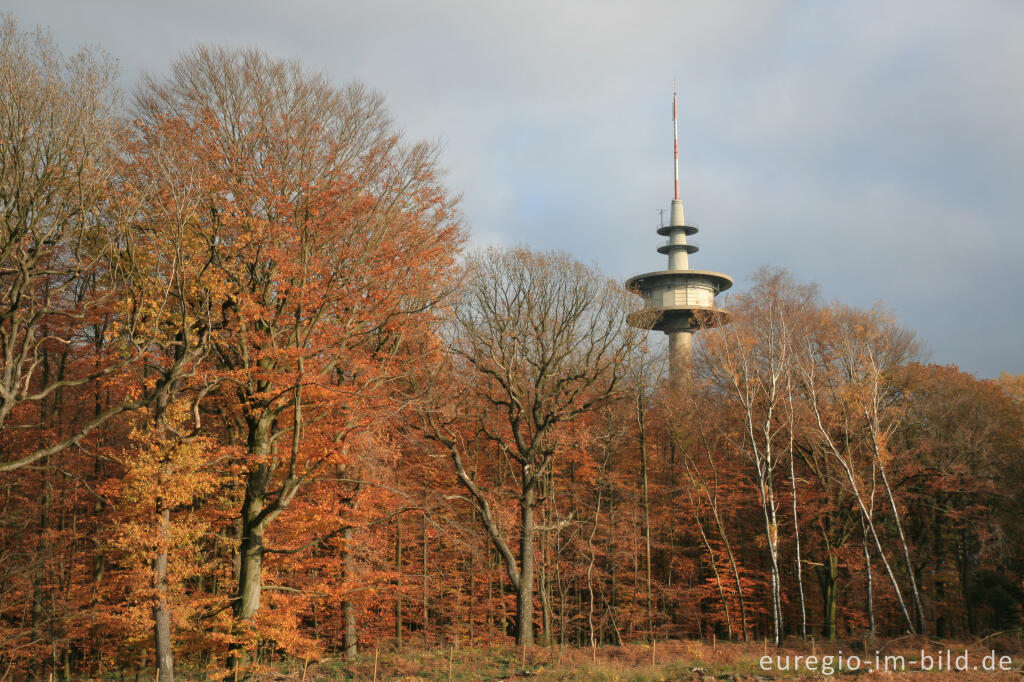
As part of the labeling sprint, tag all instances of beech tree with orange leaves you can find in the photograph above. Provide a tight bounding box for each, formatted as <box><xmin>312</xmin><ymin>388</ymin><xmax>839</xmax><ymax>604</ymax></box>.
<box><xmin>129</xmin><ymin>45</ymin><xmax>463</xmax><ymax>666</ymax></box>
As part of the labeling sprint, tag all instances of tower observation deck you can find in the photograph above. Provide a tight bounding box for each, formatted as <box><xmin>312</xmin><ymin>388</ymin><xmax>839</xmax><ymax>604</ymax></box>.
<box><xmin>626</xmin><ymin>86</ymin><xmax>732</xmax><ymax>379</ymax></box>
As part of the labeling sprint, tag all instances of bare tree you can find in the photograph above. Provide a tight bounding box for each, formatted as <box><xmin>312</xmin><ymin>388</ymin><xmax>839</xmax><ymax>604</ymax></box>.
<box><xmin>0</xmin><ymin>16</ymin><xmax>127</xmax><ymax>473</ymax></box>
<box><xmin>426</xmin><ymin>247</ymin><xmax>645</xmax><ymax>646</ymax></box>
<box><xmin>833</xmin><ymin>305</ymin><xmax>926</xmax><ymax>633</ymax></box>
<box><xmin>699</xmin><ymin>272</ymin><xmax>799</xmax><ymax>646</ymax></box>
<box><xmin>793</xmin><ymin>304</ymin><xmax>921</xmax><ymax>634</ymax></box>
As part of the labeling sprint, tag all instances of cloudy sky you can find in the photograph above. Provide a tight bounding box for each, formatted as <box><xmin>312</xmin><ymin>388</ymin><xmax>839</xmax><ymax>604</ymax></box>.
<box><xmin>7</xmin><ymin>0</ymin><xmax>1022</xmax><ymax>377</ymax></box>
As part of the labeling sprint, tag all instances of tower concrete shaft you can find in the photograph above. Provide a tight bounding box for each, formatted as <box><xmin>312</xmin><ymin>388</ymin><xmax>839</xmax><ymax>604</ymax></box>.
<box><xmin>668</xmin><ymin>329</ymin><xmax>693</xmax><ymax>378</ymax></box>
<box><xmin>626</xmin><ymin>85</ymin><xmax>733</xmax><ymax>381</ymax></box>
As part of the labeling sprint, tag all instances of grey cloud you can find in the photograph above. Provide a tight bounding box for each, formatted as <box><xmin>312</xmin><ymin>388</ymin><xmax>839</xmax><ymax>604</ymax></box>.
<box><xmin>7</xmin><ymin>0</ymin><xmax>1021</xmax><ymax>376</ymax></box>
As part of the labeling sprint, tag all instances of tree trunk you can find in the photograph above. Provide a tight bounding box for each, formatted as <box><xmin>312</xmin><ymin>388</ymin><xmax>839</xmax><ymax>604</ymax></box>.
<box><xmin>861</xmin><ymin>517</ymin><xmax>875</xmax><ymax>641</ymax></box>
<box><xmin>235</xmin><ymin>409</ymin><xmax>276</xmax><ymax>623</ymax></box>
<box><xmin>788</xmin><ymin>420</ymin><xmax>807</xmax><ymax>641</ymax></box>
<box><xmin>818</xmin><ymin>553</ymin><xmax>838</xmax><ymax>640</ymax></box>
<box><xmin>153</xmin><ymin>503</ymin><xmax>175</xmax><ymax>682</ymax></box>
<box><xmin>638</xmin><ymin>396</ymin><xmax>655</xmax><ymax>642</ymax></box>
<box><xmin>395</xmin><ymin>520</ymin><xmax>403</xmax><ymax>647</ymax></box>
<box><xmin>960</xmin><ymin>529</ymin><xmax>974</xmax><ymax>634</ymax></box>
<box><xmin>876</xmin><ymin>456</ymin><xmax>927</xmax><ymax>635</ymax></box>
<box><xmin>538</xmin><ymin>528</ymin><xmax>552</xmax><ymax>646</ymax></box>
<box><xmin>468</xmin><ymin>552</ymin><xmax>476</xmax><ymax>644</ymax></box>
<box><xmin>555</xmin><ymin>529</ymin><xmax>566</xmax><ymax>648</ymax></box>
<box><xmin>586</xmin><ymin>483</ymin><xmax>601</xmax><ymax>655</ymax></box>
<box><xmin>516</xmin><ymin>478</ymin><xmax>536</xmax><ymax>646</ymax></box>
<box><xmin>759</xmin><ymin>471</ymin><xmax>783</xmax><ymax>645</ymax></box>
<box><xmin>422</xmin><ymin>515</ymin><xmax>429</xmax><ymax>642</ymax></box>
<box><xmin>235</xmin><ymin>464</ymin><xmax>271</xmax><ymax>620</ymax></box>
<box><xmin>342</xmin><ymin>526</ymin><xmax>357</xmax><ymax>657</ymax></box>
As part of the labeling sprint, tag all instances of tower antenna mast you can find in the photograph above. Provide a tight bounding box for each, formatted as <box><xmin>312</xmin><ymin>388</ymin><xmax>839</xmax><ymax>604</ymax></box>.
<box><xmin>673</xmin><ymin>79</ymin><xmax>680</xmax><ymax>201</ymax></box>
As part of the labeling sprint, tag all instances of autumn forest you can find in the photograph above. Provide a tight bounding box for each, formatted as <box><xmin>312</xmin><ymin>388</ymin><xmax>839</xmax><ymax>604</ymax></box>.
<box><xmin>2</xmin><ymin>16</ymin><xmax>1023</xmax><ymax>681</ymax></box>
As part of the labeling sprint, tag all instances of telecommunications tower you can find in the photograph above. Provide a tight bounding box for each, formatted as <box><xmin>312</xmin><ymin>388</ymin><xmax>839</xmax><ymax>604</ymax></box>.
<box><xmin>626</xmin><ymin>85</ymin><xmax>733</xmax><ymax>379</ymax></box>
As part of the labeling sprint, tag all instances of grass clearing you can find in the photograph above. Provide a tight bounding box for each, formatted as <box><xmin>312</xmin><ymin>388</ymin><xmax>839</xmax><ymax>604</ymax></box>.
<box><xmin>260</xmin><ymin>636</ymin><xmax>1024</xmax><ymax>680</ymax></box>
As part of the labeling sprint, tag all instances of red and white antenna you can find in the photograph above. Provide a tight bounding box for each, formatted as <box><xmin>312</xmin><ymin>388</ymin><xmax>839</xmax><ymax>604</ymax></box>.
<box><xmin>673</xmin><ymin>79</ymin><xmax>680</xmax><ymax>201</ymax></box>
